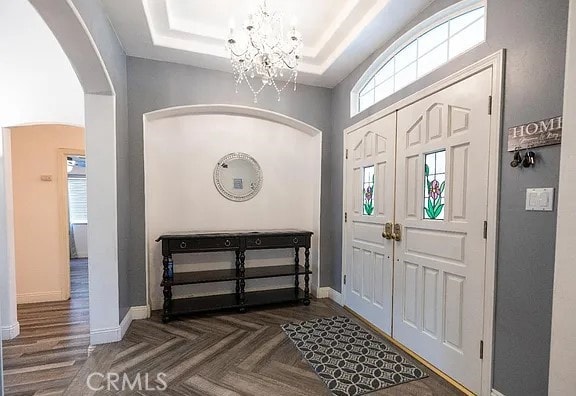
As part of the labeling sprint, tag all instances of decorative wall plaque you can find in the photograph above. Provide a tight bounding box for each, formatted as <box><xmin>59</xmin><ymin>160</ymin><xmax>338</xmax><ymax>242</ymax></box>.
<box><xmin>507</xmin><ymin>116</ymin><xmax>562</xmax><ymax>151</ymax></box>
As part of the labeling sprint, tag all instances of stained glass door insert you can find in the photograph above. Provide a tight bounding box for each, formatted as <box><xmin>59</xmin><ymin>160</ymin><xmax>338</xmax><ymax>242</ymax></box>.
<box><xmin>363</xmin><ymin>166</ymin><xmax>375</xmax><ymax>215</ymax></box>
<box><xmin>424</xmin><ymin>150</ymin><xmax>446</xmax><ymax>220</ymax></box>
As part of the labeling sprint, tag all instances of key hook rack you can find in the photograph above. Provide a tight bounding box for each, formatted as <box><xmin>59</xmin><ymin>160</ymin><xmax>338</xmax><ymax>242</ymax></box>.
<box><xmin>510</xmin><ymin>147</ymin><xmax>536</xmax><ymax>168</ymax></box>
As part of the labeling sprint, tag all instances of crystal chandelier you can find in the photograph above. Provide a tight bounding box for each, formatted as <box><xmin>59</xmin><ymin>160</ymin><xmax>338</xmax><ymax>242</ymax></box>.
<box><xmin>226</xmin><ymin>0</ymin><xmax>303</xmax><ymax>103</ymax></box>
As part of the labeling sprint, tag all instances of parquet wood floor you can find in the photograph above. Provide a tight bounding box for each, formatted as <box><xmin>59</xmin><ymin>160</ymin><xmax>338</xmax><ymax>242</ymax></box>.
<box><xmin>2</xmin><ymin>260</ymin><xmax>464</xmax><ymax>395</ymax></box>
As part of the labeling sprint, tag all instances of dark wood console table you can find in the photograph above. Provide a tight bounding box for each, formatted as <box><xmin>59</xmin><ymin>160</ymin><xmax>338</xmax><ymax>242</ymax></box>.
<box><xmin>156</xmin><ymin>230</ymin><xmax>313</xmax><ymax>323</ymax></box>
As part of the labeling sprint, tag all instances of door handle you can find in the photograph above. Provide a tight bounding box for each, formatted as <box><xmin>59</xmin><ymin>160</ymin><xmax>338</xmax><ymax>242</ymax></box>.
<box><xmin>392</xmin><ymin>223</ymin><xmax>402</xmax><ymax>242</ymax></box>
<box><xmin>382</xmin><ymin>222</ymin><xmax>394</xmax><ymax>239</ymax></box>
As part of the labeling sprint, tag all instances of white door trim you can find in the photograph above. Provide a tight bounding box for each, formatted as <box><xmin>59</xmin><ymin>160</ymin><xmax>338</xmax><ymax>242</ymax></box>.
<box><xmin>342</xmin><ymin>50</ymin><xmax>504</xmax><ymax>396</ymax></box>
<box><xmin>0</xmin><ymin>129</ymin><xmax>18</xmax><ymax>341</ymax></box>
<box><xmin>57</xmin><ymin>147</ymin><xmax>86</xmax><ymax>302</ymax></box>
<box><xmin>548</xmin><ymin>1</ymin><xmax>576</xmax><ymax>393</ymax></box>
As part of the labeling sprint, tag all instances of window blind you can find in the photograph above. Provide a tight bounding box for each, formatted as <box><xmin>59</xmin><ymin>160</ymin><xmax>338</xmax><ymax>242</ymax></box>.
<box><xmin>68</xmin><ymin>176</ymin><xmax>87</xmax><ymax>224</ymax></box>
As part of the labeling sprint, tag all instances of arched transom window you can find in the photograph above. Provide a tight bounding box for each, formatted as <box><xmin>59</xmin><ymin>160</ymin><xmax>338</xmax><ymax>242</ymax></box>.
<box><xmin>351</xmin><ymin>2</ymin><xmax>486</xmax><ymax>116</ymax></box>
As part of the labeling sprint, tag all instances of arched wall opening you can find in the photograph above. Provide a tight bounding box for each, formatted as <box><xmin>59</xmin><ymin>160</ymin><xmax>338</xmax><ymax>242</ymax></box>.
<box><xmin>143</xmin><ymin>105</ymin><xmax>323</xmax><ymax>310</ymax></box>
<box><xmin>1</xmin><ymin>0</ymin><xmax>121</xmax><ymax>351</ymax></box>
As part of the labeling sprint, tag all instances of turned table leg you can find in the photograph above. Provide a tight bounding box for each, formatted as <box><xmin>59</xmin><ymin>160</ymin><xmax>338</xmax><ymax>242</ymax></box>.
<box><xmin>294</xmin><ymin>247</ymin><xmax>300</xmax><ymax>295</ymax></box>
<box><xmin>304</xmin><ymin>248</ymin><xmax>311</xmax><ymax>305</ymax></box>
<box><xmin>235</xmin><ymin>250</ymin><xmax>241</xmax><ymax>296</ymax></box>
<box><xmin>162</xmin><ymin>254</ymin><xmax>174</xmax><ymax>323</ymax></box>
<box><xmin>239</xmin><ymin>250</ymin><xmax>246</xmax><ymax>313</ymax></box>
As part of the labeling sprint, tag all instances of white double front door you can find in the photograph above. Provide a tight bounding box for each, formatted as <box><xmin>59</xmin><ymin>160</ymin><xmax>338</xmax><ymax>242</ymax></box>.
<box><xmin>344</xmin><ymin>68</ymin><xmax>492</xmax><ymax>393</ymax></box>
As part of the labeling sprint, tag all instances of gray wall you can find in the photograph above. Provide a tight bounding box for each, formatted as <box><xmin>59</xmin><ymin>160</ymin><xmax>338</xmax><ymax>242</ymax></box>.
<box><xmin>14</xmin><ymin>1</ymin><xmax>566</xmax><ymax>395</ymax></box>
<box><xmin>0</xmin><ymin>305</ymin><xmax>3</xmax><ymax>396</ymax></box>
<box><xmin>126</xmin><ymin>57</ymin><xmax>332</xmax><ymax>306</ymax></box>
<box><xmin>331</xmin><ymin>0</ymin><xmax>568</xmax><ymax>395</ymax></box>
<box><xmin>69</xmin><ymin>0</ymin><xmax>131</xmax><ymax>321</ymax></box>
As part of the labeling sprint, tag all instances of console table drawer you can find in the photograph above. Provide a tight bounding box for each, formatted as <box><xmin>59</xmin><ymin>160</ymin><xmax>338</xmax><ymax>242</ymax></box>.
<box><xmin>246</xmin><ymin>235</ymin><xmax>307</xmax><ymax>248</ymax></box>
<box><xmin>169</xmin><ymin>237</ymin><xmax>240</xmax><ymax>251</ymax></box>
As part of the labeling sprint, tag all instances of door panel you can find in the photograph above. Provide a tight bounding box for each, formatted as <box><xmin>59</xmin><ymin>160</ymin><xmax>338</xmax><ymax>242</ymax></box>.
<box><xmin>345</xmin><ymin>114</ymin><xmax>396</xmax><ymax>334</ymax></box>
<box><xmin>393</xmin><ymin>68</ymin><xmax>492</xmax><ymax>393</ymax></box>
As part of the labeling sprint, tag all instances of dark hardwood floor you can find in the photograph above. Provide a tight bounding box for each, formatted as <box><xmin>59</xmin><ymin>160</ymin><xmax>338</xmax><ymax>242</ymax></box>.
<box><xmin>2</xmin><ymin>260</ymin><xmax>464</xmax><ymax>395</ymax></box>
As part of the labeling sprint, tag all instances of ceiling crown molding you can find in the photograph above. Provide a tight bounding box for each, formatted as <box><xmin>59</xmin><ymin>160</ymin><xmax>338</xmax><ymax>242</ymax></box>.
<box><xmin>101</xmin><ymin>0</ymin><xmax>435</xmax><ymax>87</ymax></box>
<box><xmin>143</xmin><ymin>0</ymin><xmax>389</xmax><ymax>75</ymax></box>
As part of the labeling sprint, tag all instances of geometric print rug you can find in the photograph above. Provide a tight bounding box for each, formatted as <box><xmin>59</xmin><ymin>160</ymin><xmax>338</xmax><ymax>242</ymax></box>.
<box><xmin>282</xmin><ymin>316</ymin><xmax>427</xmax><ymax>396</ymax></box>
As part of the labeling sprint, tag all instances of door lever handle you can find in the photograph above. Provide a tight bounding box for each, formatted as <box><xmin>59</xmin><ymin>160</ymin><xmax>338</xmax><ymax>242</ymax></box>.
<box><xmin>392</xmin><ymin>223</ymin><xmax>402</xmax><ymax>242</ymax></box>
<box><xmin>382</xmin><ymin>222</ymin><xmax>393</xmax><ymax>239</ymax></box>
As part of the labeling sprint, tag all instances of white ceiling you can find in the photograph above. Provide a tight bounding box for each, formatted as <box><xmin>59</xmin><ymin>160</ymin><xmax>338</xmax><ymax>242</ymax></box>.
<box><xmin>101</xmin><ymin>0</ymin><xmax>434</xmax><ymax>88</ymax></box>
<box><xmin>0</xmin><ymin>0</ymin><xmax>84</xmax><ymax>127</ymax></box>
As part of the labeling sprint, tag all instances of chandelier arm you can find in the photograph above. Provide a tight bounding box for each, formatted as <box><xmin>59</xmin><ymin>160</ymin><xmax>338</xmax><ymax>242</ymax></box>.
<box><xmin>271</xmin><ymin>48</ymin><xmax>297</xmax><ymax>67</ymax></box>
<box><xmin>249</xmin><ymin>35</ymin><xmax>264</xmax><ymax>54</ymax></box>
<box><xmin>275</xmin><ymin>46</ymin><xmax>298</xmax><ymax>63</ymax></box>
<box><xmin>229</xmin><ymin>47</ymin><xmax>250</xmax><ymax>58</ymax></box>
<box><xmin>281</xmin><ymin>58</ymin><xmax>296</xmax><ymax>69</ymax></box>
<box><xmin>274</xmin><ymin>52</ymin><xmax>297</xmax><ymax>69</ymax></box>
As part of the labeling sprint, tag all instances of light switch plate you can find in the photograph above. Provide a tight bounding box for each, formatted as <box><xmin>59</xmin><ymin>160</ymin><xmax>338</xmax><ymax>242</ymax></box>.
<box><xmin>526</xmin><ymin>188</ymin><xmax>554</xmax><ymax>211</ymax></box>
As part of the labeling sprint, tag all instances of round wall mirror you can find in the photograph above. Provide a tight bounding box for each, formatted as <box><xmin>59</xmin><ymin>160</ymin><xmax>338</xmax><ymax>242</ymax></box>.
<box><xmin>213</xmin><ymin>152</ymin><xmax>263</xmax><ymax>202</ymax></box>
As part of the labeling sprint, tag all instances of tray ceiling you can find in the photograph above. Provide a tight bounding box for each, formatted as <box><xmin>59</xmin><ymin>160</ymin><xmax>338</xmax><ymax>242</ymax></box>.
<box><xmin>101</xmin><ymin>0</ymin><xmax>434</xmax><ymax>87</ymax></box>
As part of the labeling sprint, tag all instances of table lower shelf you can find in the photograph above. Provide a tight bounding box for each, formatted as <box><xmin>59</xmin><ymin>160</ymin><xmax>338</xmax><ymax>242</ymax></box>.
<box><xmin>166</xmin><ymin>265</ymin><xmax>311</xmax><ymax>286</ymax></box>
<box><xmin>169</xmin><ymin>288</ymin><xmax>307</xmax><ymax>316</ymax></box>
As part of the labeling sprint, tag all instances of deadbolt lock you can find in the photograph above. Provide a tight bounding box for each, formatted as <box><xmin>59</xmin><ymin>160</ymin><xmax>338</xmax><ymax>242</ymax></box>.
<box><xmin>392</xmin><ymin>223</ymin><xmax>402</xmax><ymax>242</ymax></box>
<box><xmin>382</xmin><ymin>223</ymin><xmax>394</xmax><ymax>239</ymax></box>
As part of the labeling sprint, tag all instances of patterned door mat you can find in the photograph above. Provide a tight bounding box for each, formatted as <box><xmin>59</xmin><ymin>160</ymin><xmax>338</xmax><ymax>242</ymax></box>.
<box><xmin>282</xmin><ymin>316</ymin><xmax>427</xmax><ymax>396</ymax></box>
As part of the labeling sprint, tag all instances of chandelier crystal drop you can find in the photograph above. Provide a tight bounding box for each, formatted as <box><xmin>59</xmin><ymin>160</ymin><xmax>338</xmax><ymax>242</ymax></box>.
<box><xmin>226</xmin><ymin>0</ymin><xmax>303</xmax><ymax>103</ymax></box>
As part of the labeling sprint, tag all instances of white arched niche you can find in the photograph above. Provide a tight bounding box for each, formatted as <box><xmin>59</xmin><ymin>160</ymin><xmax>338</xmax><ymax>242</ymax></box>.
<box><xmin>143</xmin><ymin>105</ymin><xmax>322</xmax><ymax>310</ymax></box>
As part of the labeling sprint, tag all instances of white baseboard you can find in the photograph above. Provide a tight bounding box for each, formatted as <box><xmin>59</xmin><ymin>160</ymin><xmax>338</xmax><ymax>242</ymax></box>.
<box><xmin>311</xmin><ymin>285</ymin><xmax>320</xmax><ymax>298</ymax></box>
<box><xmin>1</xmin><ymin>321</ymin><xmax>20</xmax><ymax>340</ymax></box>
<box><xmin>17</xmin><ymin>291</ymin><xmax>63</xmax><ymax>304</ymax></box>
<box><xmin>119</xmin><ymin>309</ymin><xmax>132</xmax><ymax>339</ymax></box>
<box><xmin>90</xmin><ymin>325</ymin><xmax>122</xmax><ymax>345</ymax></box>
<box><xmin>119</xmin><ymin>305</ymin><xmax>150</xmax><ymax>339</ymax></box>
<box><xmin>316</xmin><ymin>287</ymin><xmax>343</xmax><ymax>305</ymax></box>
<box><xmin>90</xmin><ymin>305</ymin><xmax>150</xmax><ymax>345</ymax></box>
<box><xmin>491</xmin><ymin>389</ymin><xmax>506</xmax><ymax>396</ymax></box>
<box><xmin>328</xmin><ymin>288</ymin><xmax>343</xmax><ymax>305</ymax></box>
<box><xmin>130</xmin><ymin>305</ymin><xmax>150</xmax><ymax>320</ymax></box>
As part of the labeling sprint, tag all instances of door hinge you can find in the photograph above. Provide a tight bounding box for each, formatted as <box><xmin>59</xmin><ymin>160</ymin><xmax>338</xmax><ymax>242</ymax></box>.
<box><xmin>488</xmin><ymin>95</ymin><xmax>493</xmax><ymax>115</ymax></box>
<box><xmin>480</xmin><ymin>340</ymin><xmax>484</xmax><ymax>359</ymax></box>
<box><xmin>345</xmin><ymin>149</ymin><xmax>349</xmax><ymax>159</ymax></box>
<box><xmin>345</xmin><ymin>212</ymin><xmax>348</xmax><ymax>223</ymax></box>
<box><xmin>344</xmin><ymin>274</ymin><xmax>347</xmax><ymax>285</ymax></box>
<box><xmin>483</xmin><ymin>221</ymin><xmax>488</xmax><ymax>239</ymax></box>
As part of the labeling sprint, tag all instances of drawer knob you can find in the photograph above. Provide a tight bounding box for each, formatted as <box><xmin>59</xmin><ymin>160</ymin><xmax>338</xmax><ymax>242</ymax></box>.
<box><xmin>255</xmin><ymin>238</ymin><xmax>262</xmax><ymax>246</ymax></box>
<box><xmin>180</xmin><ymin>241</ymin><xmax>187</xmax><ymax>249</ymax></box>
<box><xmin>293</xmin><ymin>237</ymin><xmax>299</xmax><ymax>244</ymax></box>
<box><xmin>225</xmin><ymin>239</ymin><xmax>231</xmax><ymax>247</ymax></box>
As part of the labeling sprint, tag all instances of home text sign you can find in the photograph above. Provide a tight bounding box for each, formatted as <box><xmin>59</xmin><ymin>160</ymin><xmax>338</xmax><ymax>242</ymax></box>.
<box><xmin>507</xmin><ymin>116</ymin><xmax>562</xmax><ymax>151</ymax></box>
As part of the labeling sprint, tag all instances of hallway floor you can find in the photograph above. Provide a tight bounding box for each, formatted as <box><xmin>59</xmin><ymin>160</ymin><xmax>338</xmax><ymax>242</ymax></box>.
<box><xmin>2</xmin><ymin>258</ymin><xmax>89</xmax><ymax>395</ymax></box>
<box><xmin>2</xmin><ymin>261</ymin><xmax>463</xmax><ymax>395</ymax></box>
